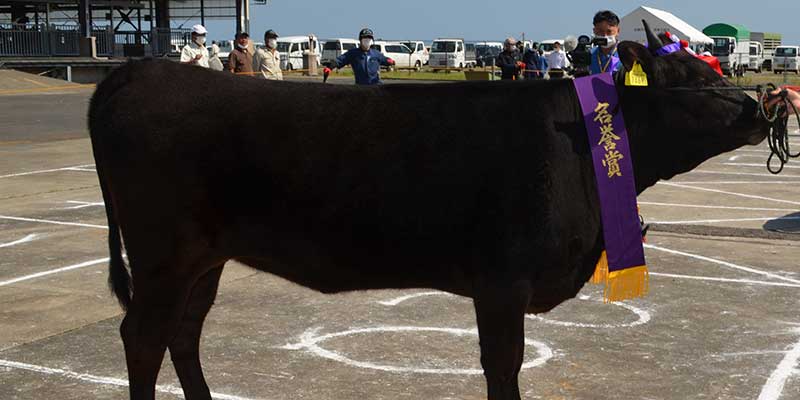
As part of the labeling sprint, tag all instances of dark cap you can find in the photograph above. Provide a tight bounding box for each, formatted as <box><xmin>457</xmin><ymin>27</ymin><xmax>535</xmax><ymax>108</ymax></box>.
<box><xmin>359</xmin><ymin>28</ymin><xmax>374</xmax><ymax>39</ymax></box>
<box><xmin>264</xmin><ymin>29</ymin><xmax>278</xmax><ymax>39</ymax></box>
<box><xmin>235</xmin><ymin>31</ymin><xmax>249</xmax><ymax>39</ymax></box>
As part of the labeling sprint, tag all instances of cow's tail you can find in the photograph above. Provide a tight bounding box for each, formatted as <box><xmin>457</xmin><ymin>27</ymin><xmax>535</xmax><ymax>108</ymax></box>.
<box><xmin>100</xmin><ymin>176</ymin><xmax>131</xmax><ymax>311</ymax></box>
<box><xmin>88</xmin><ymin>61</ymin><xmax>137</xmax><ymax>311</ymax></box>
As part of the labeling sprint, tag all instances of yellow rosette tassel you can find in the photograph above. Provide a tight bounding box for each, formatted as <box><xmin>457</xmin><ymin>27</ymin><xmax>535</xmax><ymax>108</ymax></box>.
<box><xmin>590</xmin><ymin>252</ymin><xmax>649</xmax><ymax>303</ymax></box>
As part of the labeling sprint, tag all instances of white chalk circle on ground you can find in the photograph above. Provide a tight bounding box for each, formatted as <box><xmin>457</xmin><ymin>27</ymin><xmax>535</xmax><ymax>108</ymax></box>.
<box><xmin>527</xmin><ymin>295</ymin><xmax>651</xmax><ymax>328</ymax></box>
<box><xmin>280</xmin><ymin>326</ymin><xmax>553</xmax><ymax>375</ymax></box>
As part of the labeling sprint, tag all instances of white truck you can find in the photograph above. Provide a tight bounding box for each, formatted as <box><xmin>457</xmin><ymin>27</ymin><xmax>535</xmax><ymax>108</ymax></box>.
<box><xmin>748</xmin><ymin>41</ymin><xmax>764</xmax><ymax>73</ymax></box>
<box><xmin>709</xmin><ymin>36</ymin><xmax>750</xmax><ymax>76</ymax></box>
<box><xmin>428</xmin><ymin>38</ymin><xmax>476</xmax><ymax>70</ymax></box>
<box><xmin>703</xmin><ymin>24</ymin><xmax>751</xmax><ymax>77</ymax></box>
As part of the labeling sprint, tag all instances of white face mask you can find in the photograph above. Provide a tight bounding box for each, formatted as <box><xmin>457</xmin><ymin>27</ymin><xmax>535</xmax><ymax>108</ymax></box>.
<box><xmin>596</xmin><ymin>35</ymin><xmax>617</xmax><ymax>49</ymax></box>
<box><xmin>237</xmin><ymin>41</ymin><xmax>248</xmax><ymax>49</ymax></box>
<box><xmin>267</xmin><ymin>39</ymin><xmax>277</xmax><ymax>49</ymax></box>
<box><xmin>195</xmin><ymin>36</ymin><xmax>206</xmax><ymax>46</ymax></box>
<box><xmin>361</xmin><ymin>38</ymin><xmax>373</xmax><ymax>50</ymax></box>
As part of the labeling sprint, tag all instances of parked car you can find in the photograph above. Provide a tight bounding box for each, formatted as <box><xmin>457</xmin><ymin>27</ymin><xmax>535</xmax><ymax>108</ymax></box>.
<box><xmin>773</xmin><ymin>46</ymin><xmax>800</xmax><ymax>74</ymax></box>
<box><xmin>371</xmin><ymin>41</ymin><xmax>425</xmax><ymax>70</ymax></box>
<box><xmin>400</xmin><ymin>40</ymin><xmax>430</xmax><ymax>65</ymax></box>
<box><xmin>321</xmin><ymin>38</ymin><xmax>358</xmax><ymax>67</ymax></box>
<box><xmin>276</xmin><ymin>35</ymin><xmax>322</xmax><ymax>70</ymax></box>
<box><xmin>428</xmin><ymin>38</ymin><xmax>476</xmax><ymax>70</ymax></box>
<box><xmin>215</xmin><ymin>40</ymin><xmax>233</xmax><ymax>59</ymax></box>
<box><xmin>475</xmin><ymin>42</ymin><xmax>502</xmax><ymax>67</ymax></box>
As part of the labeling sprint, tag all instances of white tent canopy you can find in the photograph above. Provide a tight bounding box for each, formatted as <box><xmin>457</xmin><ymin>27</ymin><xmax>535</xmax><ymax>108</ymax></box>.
<box><xmin>619</xmin><ymin>6</ymin><xmax>713</xmax><ymax>46</ymax></box>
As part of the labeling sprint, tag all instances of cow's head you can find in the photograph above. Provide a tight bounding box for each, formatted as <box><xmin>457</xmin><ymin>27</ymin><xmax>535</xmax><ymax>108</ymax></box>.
<box><xmin>617</xmin><ymin>21</ymin><xmax>770</xmax><ymax>193</ymax></box>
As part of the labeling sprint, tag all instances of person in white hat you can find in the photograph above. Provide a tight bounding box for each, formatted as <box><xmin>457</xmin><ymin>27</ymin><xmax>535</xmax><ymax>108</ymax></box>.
<box><xmin>180</xmin><ymin>24</ymin><xmax>210</xmax><ymax>68</ymax></box>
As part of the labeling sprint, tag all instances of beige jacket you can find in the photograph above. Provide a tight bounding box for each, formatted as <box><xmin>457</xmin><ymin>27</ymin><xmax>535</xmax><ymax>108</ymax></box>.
<box><xmin>253</xmin><ymin>48</ymin><xmax>283</xmax><ymax>80</ymax></box>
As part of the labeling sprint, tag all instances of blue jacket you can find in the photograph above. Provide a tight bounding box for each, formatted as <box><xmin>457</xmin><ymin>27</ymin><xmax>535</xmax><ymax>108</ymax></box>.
<box><xmin>522</xmin><ymin>49</ymin><xmax>547</xmax><ymax>79</ymax></box>
<box><xmin>589</xmin><ymin>46</ymin><xmax>621</xmax><ymax>75</ymax></box>
<box><xmin>335</xmin><ymin>48</ymin><xmax>391</xmax><ymax>85</ymax></box>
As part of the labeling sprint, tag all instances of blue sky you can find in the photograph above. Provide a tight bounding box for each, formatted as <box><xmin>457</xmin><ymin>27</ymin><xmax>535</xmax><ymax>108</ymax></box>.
<box><xmin>203</xmin><ymin>1</ymin><xmax>799</xmax><ymax>44</ymax></box>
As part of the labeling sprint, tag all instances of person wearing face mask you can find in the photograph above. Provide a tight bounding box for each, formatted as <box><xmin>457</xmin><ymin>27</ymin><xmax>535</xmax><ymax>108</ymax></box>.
<box><xmin>253</xmin><ymin>29</ymin><xmax>283</xmax><ymax>80</ymax></box>
<box><xmin>180</xmin><ymin>24</ymin><xmax>210</xmax><ymax>68</ymax></box>
<box><xmin>228</xmin><ymin>32</ymin><xmax>254</xmax><ymax>75</ymax></box>
<box><xmin>589</xmin><ymin>10</ymin><xmax>621</xmax><ymax>75</ymax></box>
<box><xmin>329</xmin><ymin>28</ymin><xmax>395</xmax><ymax>85</ymax></box>
<box><xmin>495</xmin><ymin>37</ymin><xmax>524</xmax><ymax>80</ymax></box>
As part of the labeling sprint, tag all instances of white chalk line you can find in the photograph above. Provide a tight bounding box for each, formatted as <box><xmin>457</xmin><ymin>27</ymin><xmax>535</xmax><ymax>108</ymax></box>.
<box><xmin>0</xmin><ymin>233</ymin><xmax>38</xmax><ymax>248</ymax></box>
<box><xmin>0</xmin><ymin>164</ymin><xmax>95</xmax><ymax>179</ymax></box>
<box><xmin>649</xmin><ymin>272</ymin><xmax>800</xmax><ymax>288</ymax></box>
<box><xmin>644</xmin><ymin>244</ymin><xmax>800</xmax><ymax>285</ymax></box>
<box><xmin>60</xmin><ymin>200</ymin><xmax>105</xmax><ymax>210</ymax></box>
<box><xmin>718</xmin><ymin>351</ymin><xmax>789</xmax><ymax>358</ymax></box>
<box><xmin>526</xmin><ymin>294</ymin><xmax>651</xmax><ymax>328</ymax></box>
<box><xmin>638</xmin><ymin>202</ymin><xmax>798</xmax><ymax>212</ymax></box>
<box><xmin>0</xmin><ymin>359</ymin><xmax>256</xmax><ymax>400</ymax></box>
<box><xmin>691</xmin><ymin>170</ymin><xmax>800</xmax><ymax>179</ymax></box>
<box><xmin>280</xmin><ymin>326</ymin><xmax>552</xmax><ymax>375</ymax></box>
<box><xmin>727</xmin><ymin>149</ymin><xmax>773</xmax><ymax>154</ymax></box>
<box><xmin>723</xmin><ymin>162</ymin><xmax>800</xmax><ymax>170</ymax></box>
<box><xmin>62</xmin><ymin>167</ymin><xmax>96</xmax><ymax>172</ymax></box>
<box><xmin>377</xmin><ymin>291</ymin><xmax>454</xmax><ymax>306</ymax></box>
<box><xmin>652</xmin><ymin>216</ymin><xmax>800</xmax><ymax>225</ymax></box>
<box><xmin>0</xmin><ymin>257</ymin><xmax>109</xmax><ymax>287</ymax></box>
<box><xmin>757</xmin><ymin>328</ymin><xmax>800</xmax><ymax>400</ymax></box>
<box><xmin>657</xmin><ymin>182</ymin><xmax>800</xmax><ymax>206</ymax></box>
<box><xmin>0</xmin><ymin>215</ymin><xmax>108</xmax><ymax>230</ymax></box>
<box><xmin>728</xmin><ymin>154</ymin><xmax>775</xmax><ymax>161</ymax></box>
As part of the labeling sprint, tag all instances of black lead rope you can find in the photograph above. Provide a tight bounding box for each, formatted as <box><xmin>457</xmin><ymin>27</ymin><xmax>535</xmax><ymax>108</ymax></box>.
<box><xmin>666</xmin><ymin>84</ymin><xmax>800</xmax><ymax>174</ymax></box>
<box><xmin>754</xmin><ymin>84</ymin><xmax>800</xmax><ymax>174</ymax></box>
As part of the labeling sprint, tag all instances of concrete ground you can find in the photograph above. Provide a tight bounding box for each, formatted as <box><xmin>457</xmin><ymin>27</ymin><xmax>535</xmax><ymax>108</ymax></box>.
<box><xmin>1</xmin><ymin>79</ymin><xmax>799</xmax><ymax>400</ymax></box>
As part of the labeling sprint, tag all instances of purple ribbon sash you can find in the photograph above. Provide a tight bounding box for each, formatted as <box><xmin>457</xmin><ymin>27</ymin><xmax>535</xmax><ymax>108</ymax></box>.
<box><xmin>573</xmin><ymin>73</ymin><xmax>646</xmax><ymax>277</ymax></box>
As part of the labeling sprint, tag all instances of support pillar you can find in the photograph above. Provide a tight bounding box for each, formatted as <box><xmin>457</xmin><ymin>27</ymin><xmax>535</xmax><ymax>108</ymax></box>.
<box><xmin>78</xmin><ymin>0</ymin><xmax>90</xmax><ymax>37</ymax></box>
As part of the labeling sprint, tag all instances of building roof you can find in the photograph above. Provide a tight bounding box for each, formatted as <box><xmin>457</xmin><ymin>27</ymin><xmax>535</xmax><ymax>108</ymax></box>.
<box><xmin>620</xmin><ymin>6</ymin><xmax>713</xmax><ymax>45</ymax></box>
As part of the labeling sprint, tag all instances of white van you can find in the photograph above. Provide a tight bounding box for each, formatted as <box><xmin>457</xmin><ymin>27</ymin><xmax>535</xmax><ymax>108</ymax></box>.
<box><xmin>371</xmin><ymin>41</ymin><xmax>425</xmax><ymax>70</ymax></box>
<box><xmin>276</xmin><ymin>35</ymin><xmax>322</xmax><ymax>71</ymax></box>
<box><xmin>773</xmin><ymin>46</ymin><xmax>800</xmax><ymax>74</ymax></box>
<box><xmin>400</xmin><ymin>40</ymin><xmax>429</xmax><ymax>65</ymax></box>
<box><xmin>429</xmin><ymin>38</ymin><xmax>475</xmax><ymax>69</ymax></box>
<box><xmin>321</xmin><ymin>38</ymin><xmax>358</xmax><ymax>67</ymax></box>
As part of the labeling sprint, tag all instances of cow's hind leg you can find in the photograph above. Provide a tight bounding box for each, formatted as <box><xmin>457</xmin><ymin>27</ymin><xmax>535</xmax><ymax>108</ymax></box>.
<box><xmin>122</xmin><ymin>258</ymin><xmax>216</xmax><ymax>400</ymax></box>
<box><xmin>473</xmin><ymin>279</ymin><xmax>532</xmax><ymax>400</ymax></box>
<box><xmin>169</xmin><ymin>265</ymin><xmax>225</xmax><ymax>400</ymax></box>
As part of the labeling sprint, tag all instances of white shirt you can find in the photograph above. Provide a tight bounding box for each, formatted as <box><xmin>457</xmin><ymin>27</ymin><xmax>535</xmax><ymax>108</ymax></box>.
<box><xmin>546</xmin><ymin>49</ymin><xmax>567</xmax><ymax>70</ymax></box>
<box><xmin>180</xmin><ymin>41</ymin><xmax>210</xmax><ymax>68</ymax></box>
<box><xmin>253</xmin><ymin>47</ymin><xmax>283</xmax><ymax>80</ymax></box>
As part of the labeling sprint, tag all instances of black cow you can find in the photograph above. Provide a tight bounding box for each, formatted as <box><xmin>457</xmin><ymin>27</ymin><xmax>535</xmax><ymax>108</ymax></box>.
<box><xmin>88</xmin><ymin>30</ymin><xmax>768</xmax><ymax>400</ymax></box>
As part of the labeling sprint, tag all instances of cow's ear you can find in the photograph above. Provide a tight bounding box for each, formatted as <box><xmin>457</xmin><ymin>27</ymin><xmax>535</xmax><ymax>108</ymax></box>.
<box><xmin>618</xmin><ymin>41</ymin><xmax>655</xmax><ymax>73</ymax></box>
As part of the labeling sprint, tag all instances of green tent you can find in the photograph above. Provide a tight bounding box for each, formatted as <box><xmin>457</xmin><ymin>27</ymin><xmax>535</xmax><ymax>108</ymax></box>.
<box><xmin>703</xmin><ymin>23</ymin><xmax>750</xmax><ymax>41</ymax></box>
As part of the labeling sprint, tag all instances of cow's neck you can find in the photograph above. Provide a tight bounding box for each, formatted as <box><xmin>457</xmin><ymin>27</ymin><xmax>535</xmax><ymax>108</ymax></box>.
<box><xmin>615</xmin><ymin>86</ymin><xmax>667</xmax><ymax>195</ymax></box>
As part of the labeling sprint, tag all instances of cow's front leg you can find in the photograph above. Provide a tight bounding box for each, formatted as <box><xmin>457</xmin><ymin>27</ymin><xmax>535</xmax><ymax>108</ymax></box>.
<box><xmin>473</xmin><ymin>278</ymin><xmax>532</xmax><ymax>400</ymax></box>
